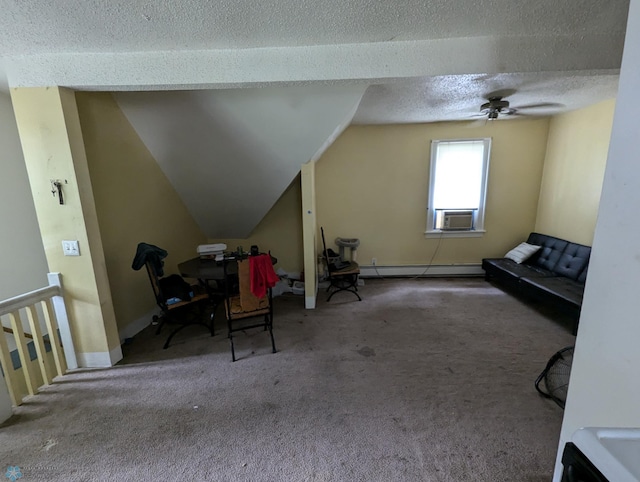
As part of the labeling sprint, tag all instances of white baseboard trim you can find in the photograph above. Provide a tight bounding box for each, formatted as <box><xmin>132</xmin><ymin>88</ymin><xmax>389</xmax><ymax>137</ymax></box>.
<box><xmin>119</xmin><ymin>308</ymin><xmax>158</xmax><ymax>343</ymax></box>
<box><xmin>360</xmin><ymin>264</ymin><xmax>484</xmax><ymax>278</ymax></box>
<box><xmin>77</xmin><ymin>345</ymin><xmax>123</xmax><ymax>368</ymax></box>
<box><xmin>109</xmin><ymin>345</ymin><xmax>123</xmax><ymax>365</ymax></box>
<box><xmin>305</xmin><ymin>295</ymin><xmax>316</xmax><ymax>309</ymax></box>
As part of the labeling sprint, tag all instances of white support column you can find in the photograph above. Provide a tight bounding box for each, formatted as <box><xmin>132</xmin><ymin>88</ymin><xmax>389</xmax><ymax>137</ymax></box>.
<box><xmin>47</xmin><ymin>273</ymin><xmax>78</xmax><ymax>370</ymax></box>
<box><xmin>301</xmin><ymin>162</ymin><xmax>318</xmax><ymax>309</ymax></box>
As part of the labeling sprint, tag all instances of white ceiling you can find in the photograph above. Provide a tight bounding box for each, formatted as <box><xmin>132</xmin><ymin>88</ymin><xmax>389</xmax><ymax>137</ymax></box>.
<box><xmin>353</xmin><ymin>71</ymin><xmax>621</xmax><ymax>124</ymax></box>
<box><xmin>0</xmin><ymin>0</ymin><xmax>628</xmax><ymax>53</ymax></box>
<box><xmin>0</xmin><ymin>0</ymin><xmax>630</xmax><ymax>238</ymax></box>
<box><xmin>0</xmin><ymin>0</ymin><xmax>629</xmax><ymax>122</ymax></box>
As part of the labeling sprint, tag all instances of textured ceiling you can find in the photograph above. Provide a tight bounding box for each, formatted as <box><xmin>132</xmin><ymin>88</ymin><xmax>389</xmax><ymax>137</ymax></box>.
<box><xmin>353</xmin><ymin>71</ymin><xmax>621</xmax><ymax>124</ymax></box>
<box><xmin>0</xmin><ymin>0</ymin><xmax>629</xmax><ymax>122</ymax></box>
<box><xmin>0</xmin><ymin>0</ymin><xmax>629</xmax><ymax>54</ymax></box>
<box><xmin>0</xmin><ymin>0</ymin><xmax>630</xmax><ymax>239</ymax></box>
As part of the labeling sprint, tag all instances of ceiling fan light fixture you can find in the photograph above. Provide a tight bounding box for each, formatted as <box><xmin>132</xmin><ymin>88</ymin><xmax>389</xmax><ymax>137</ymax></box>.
<box><xmin>480</xmin><ymin>96</ymin><xmax>516</xmax><ymax>119</ymax></box>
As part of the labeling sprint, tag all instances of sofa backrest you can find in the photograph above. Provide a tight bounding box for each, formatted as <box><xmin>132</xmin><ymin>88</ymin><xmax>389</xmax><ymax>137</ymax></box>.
<box><xmin>553</xmin><ymin>244</ymin><xmax>591</xmax><ymax>281</ymax></box>
<box><xmin>526</xmin><ymin>233</ymin><xmax>568</xmax><ymax>270</ymax></box>
<box><xmin>525</xmin><ymin>232</ymin><xmax>591</xmax><ymax>282</ymax></box>
<box><xmin>578</xmin><ymin>266</ymin><xmax>588</xmax><ymax>283</ymax></box>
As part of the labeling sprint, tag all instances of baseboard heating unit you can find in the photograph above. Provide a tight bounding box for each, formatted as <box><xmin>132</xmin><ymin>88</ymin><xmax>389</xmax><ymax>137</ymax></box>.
<box><xmin>359</xmin><ymin>264</ymin><xmax>483</xmax><ymax>278</ymax></box>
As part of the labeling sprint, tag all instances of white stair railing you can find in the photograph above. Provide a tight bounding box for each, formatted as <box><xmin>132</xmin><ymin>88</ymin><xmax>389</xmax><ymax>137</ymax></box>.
<box><xmin>0</xmin><ymin>273</ymin><xmax>76</xmax><ymax>406</ymax></box>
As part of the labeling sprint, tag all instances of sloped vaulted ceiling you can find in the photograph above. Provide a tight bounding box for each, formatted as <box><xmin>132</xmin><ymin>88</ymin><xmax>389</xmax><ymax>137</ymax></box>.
<box><xmin>115</xmin><ymin>85</ymin><xmax>366</xmax><ymax>238</ymax></box>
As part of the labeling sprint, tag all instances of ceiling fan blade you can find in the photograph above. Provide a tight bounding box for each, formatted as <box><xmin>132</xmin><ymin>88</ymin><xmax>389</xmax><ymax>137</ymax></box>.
<box><xmin>484</xmin><ymin>88</ymin><xmax>517</xmax><ymax>100</ymax></box>
<box><xmin>464</xmin><ymin>118</ymin><xmax>489</xmax><ymax>128</ymax></box>
<box><xmin>516</xmin><ymin>102</ymin><xmax>564</xmax><ymax>110</ymax></box>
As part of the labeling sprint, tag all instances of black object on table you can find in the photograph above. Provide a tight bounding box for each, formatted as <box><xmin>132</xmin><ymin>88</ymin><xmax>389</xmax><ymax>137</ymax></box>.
<box><xmin>178</xmin><ymin>253</ymin><xmax>277</xmax><ymax>282</ymax></box>
<box><xmin>180</xmin><ymin>255</ymin><xmax>241</xmax><ymax>293</ymax></box>
<box><xmin>178</xmin><ymin>256</ymin><xmax>235</xmax><ymax>281</ymax></box>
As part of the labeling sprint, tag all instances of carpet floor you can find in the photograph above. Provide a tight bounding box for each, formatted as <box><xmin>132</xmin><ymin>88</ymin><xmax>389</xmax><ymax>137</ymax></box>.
<box><xmin>0</xmin><ymin>278</ymin><xmax>575</xmax><ymax>481</ymax></box>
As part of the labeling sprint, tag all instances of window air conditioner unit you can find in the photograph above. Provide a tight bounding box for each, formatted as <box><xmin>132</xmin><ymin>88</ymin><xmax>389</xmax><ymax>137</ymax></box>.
<box><xmin>442</xmin><ymin>210</ymin><xmax>474</xmax><ymax>230</ymax></box>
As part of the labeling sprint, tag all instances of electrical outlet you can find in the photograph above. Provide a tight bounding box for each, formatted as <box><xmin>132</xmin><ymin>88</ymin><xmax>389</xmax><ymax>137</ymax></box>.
<box><xmin>372</xmin><ymin>257</ymin><xmax>377</xmax><ymax>266</ymax></box>
<box><xmin>62</xmin><ymin>240</ymin><xmax>80</xmax><ymax>256</ymax></box>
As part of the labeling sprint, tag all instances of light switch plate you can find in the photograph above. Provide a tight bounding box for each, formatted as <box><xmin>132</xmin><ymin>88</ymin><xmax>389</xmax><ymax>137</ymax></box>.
<box><xmin>62</xmin><ymin>240</ymin><xmax>80</xmax><ymax>256</ymax></box>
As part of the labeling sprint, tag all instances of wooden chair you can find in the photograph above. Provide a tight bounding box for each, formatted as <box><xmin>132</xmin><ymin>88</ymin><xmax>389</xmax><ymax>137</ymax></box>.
<box><xmin>145</xmin><ymin>260</ymin><xmax>215</xmax><ymax>349</ymax></box>
<box><xmin>321</xmin><ymin>227</ymin><xmax>362</xmax><ymax>301</ymax></box>
<box><xmin>223</xmin><ymin>255</ymin><xmax>277</xmax><ymax>362</ymax></box>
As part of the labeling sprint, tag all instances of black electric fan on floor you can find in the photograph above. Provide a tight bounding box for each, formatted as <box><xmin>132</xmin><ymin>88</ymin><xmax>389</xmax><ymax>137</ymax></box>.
<box><xmin>535</xmin><ymin>346</ymin><xmax>574</xmax><ymax>409</ymax></box>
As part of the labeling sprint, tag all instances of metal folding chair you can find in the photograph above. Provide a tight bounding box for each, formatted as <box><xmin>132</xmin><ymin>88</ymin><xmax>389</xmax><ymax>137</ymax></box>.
<box><xmin>222</xmin><ymin>255</ymin><xmax>277</xmax><ymax>361</ymax></box>
<box><xmin>321</xmin><ymin>227</ymin><xmax>362</xmax><ymax>301</ymax></box>
<box><xmin>144</xmin><ymin>260</ymin><xmax>216</xmax><ymax>348</ymax></box>
<box><xmin>132</xmin><ymin>242</ymin><xmax>216</xmax><ymax>349</ymax></box>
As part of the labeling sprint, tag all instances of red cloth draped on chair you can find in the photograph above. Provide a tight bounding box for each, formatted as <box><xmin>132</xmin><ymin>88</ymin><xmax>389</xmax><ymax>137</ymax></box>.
<box><xmin>249</xmin><ymin>254</ymin><xmax>279</xmax><ymax>298</ymax></box>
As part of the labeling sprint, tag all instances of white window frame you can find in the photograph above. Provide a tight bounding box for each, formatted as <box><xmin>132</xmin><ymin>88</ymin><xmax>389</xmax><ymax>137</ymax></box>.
<box><xmin>425</xmin><ymin>138</ymin><xmax>491</xmax><ymax>238</ymax></box>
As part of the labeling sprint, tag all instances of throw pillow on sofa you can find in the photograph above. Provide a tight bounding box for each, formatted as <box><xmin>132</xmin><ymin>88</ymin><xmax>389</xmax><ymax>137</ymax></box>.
<box><xmin>504</xmin><ymin>242</ymin><xmax>541</xmax><ymax>264</ymax></box>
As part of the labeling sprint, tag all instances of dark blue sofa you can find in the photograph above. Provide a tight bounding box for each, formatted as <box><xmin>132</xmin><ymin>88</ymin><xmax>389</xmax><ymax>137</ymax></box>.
<box><xmin>482</xmin><ymin>232</ymin><xmax>590</xmax><ymax>333</ymax></box>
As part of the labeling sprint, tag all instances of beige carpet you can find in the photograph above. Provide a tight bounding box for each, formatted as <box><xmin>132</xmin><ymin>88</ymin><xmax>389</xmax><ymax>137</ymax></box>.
<box><xmin>0</xmin><ymin>278</ymin><xmax>575</xmax><ymax>481</ymax></box>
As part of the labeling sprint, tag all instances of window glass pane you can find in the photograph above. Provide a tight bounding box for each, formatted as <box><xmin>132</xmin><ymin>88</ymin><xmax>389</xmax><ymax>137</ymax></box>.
<box><xmin>433</xmin><ymin>141</ymin><xmax>484</xmax><ymax>209</ymax></box>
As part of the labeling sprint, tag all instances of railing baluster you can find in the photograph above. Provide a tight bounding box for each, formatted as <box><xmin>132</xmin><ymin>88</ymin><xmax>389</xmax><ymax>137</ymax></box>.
<box><xmin>25</xmin><ymin>304</ymin><xmax>53</xmax><ymax>386</ymax></box>
<box><xmin>41</xmin><ymin>299</ymin><xmax>67</xmax><ymax>377</ymax></box>
<box><xmin>9</xmin><ymin>311</ymin><xmax>37</xmax><ymax>396</ymax></box>
<box><xmin>0</xmin><ymin>326</ymin><xmax>19</xmax><ymax>406</ymax></box>
<box><xmin>0</xmin><ymin>273</ymin><xmax>75</xmax><ymax>407</ymax></box>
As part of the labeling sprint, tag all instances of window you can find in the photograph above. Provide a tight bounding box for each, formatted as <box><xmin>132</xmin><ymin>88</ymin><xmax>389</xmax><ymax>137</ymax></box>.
<box><xmin>426</xmin><ymin>138</ymin><xmax>491</xmax><ymax>237</ymax></box>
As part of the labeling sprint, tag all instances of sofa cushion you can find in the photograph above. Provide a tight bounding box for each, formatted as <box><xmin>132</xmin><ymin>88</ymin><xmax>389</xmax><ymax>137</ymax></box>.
<box><xmin>520</xmin><ymin>276</ymin><xmax>585</xmax><ymax>308</ymax></box>
<box><xmin>483</xmin><ymin>258</ymin><xmax>555</xmax><ymax>280</ymax></box>
<box><xmin>552</xmin><ymin>243</ymin><xmax>591</xmax><ymax>281</ymax></box>
<box><xmin>525</xmin><ymin>233</ymin><xmax>568</xmax><ymax>271</ymax></box>
<box><xmin>504</xmin><ymin>242</ymin><xmax>541</xmax><ymax>264</ymax></box>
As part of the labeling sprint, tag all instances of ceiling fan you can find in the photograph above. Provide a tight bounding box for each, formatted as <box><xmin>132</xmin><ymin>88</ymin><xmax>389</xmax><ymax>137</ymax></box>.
<box><xmin>475</xmin><ymin>95</ymin><xmax>563</xmax><ymax>120</ymax></box>
<box><xmin>479</xmin><ymin>96</ymin><xmax>516</xmax><ymax>120</ymax></box>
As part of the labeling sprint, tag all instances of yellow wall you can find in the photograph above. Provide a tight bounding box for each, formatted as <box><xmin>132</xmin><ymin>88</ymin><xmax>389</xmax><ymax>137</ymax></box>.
<box><xmin>316</xmin><ymin>120</ymin><xmax>551</xmax><ymax>265</ymax></box>
<box><xmin>10</xmin><ymin>87</ymin><xmax>120</xmax><ymax>359</ymax></box>
<box><xmin>76</xmin><ymin>92</ymin><xmax>207</xmax><ymax>332</ymax></box>
<box><xmin>210</xmin><ymin>175</ymin><xmax>303</xmax><ymax>274</ymax></box>
<box><xmin>535</xmin><ymin>99</ymin><xmax>616</xmax><ymax>245</ymax></box>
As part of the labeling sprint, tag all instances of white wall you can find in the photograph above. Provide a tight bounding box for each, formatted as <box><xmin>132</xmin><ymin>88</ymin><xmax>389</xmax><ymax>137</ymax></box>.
<box><xmin>0</xmin><ymin>93</ymin><xmax>48</xmax><ymax>298</ymax></box>
<box><xmin>553</xmin><ymin>0</ymin><xmax>640</xmax><ymax>479</ymax></box>
<box><xmin>0</xmin><ymin>92</ymin><xmax>49</xmax><ymax>422</ymax></box>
